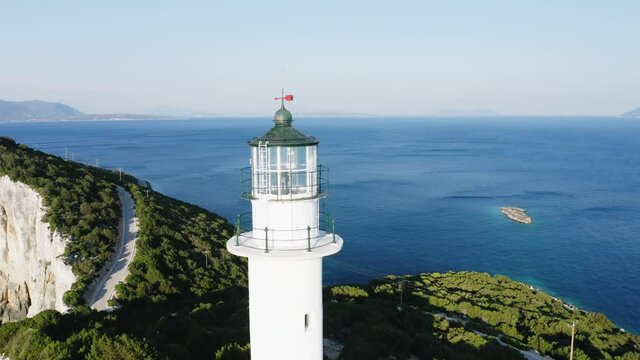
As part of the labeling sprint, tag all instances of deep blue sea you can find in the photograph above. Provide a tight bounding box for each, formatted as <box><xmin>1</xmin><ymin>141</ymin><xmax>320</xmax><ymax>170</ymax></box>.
<box><xmin>1</xmin><ymin>116</ymin><xmax>639</xmax><ymax>333</ymax></box>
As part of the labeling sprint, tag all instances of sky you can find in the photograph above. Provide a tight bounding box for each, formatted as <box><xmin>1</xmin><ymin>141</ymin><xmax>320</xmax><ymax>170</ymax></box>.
<box><xmin>1</xmin><ymin>1</ymin><xmax>639</xmax><ymax>116</ymax></box>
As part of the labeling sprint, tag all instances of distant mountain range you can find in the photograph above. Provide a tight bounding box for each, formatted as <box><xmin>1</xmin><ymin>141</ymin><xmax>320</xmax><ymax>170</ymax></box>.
<box><xmin>432</xmin><ymin>108</ymin><xmax>502</xmax><ymax>117</ymax></box>
<box><xmin>621</xmin><ymin>107</ymin><xmax>640</xmax><ymax>117</ymax></box>
<box><xmin>298</xmin><ymin>111</ymin><xmax>374</xmax><ymax>117</ymax></box>
<box><xmin>0</xmin><ymin>99</ymin><xmax>170</xmax><ymax>122</ymax></box>
<box><xmin>4</xmin><ymin>99</ymin><xmax>639</xmax><ymax>121</ymax></box>
<box><xmin>0</xmin><ymin>100</ymin><xmax>84</xmax><ymax>121</ymax></box>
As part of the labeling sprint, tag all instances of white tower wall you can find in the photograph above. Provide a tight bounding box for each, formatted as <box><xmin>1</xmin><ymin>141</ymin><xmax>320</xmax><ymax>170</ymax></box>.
<box><xmin>251</xmin><ymin>199</ymin><xmax>320</xmax><ymax>244</ymax></box>
<box><xmin>248</xmin><ymin>257</ymin><xmax>323</xmax><ymax>360</ymax></box>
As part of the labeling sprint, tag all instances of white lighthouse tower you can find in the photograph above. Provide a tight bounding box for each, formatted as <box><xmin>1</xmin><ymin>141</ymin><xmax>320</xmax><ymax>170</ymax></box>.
<box><xmin>227</xmin><ymin>94</ymin><xmax>343</xmax><ymax>360</ymax></box>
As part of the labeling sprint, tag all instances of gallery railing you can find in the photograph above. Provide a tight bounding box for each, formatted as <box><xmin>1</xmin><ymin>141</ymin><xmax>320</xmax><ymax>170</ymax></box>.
<box><xmin>232</xmin><ymin>211</ymin><xmax>338</xmax><ymax>253</ymax></box>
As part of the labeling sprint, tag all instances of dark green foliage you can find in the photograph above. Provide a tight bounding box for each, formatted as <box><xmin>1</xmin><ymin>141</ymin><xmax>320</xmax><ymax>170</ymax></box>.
<box><xmin>214</xmin><ymin>342</ymin><xmax>250</xmax><ymax>360</ymax></box>
<box><xmin>0</xmin><ymin>288</ymin><xmax>249</xmax><ymax>360</ymax></box>
<box><xmin>325</xmin><ymin>288</ymin><xmax>522</xmax><ymax>360</ymax></box>
<box><xmin>115</xmin><ymin>184</ymin><xmax>247</xmax><ymax>303</ymax></box>
<box><xmin>0</xmin><ymin>137</ymin><xmax>120</xmax><ymax>306</ymax></box>
<box><xmin>63</xmin><ymin>290</ymin><xmax>84</xmax><ymax>308</ymax></box>
<box><xmin>330</xmin><ymin>285</ymin><xmax>369</xmax><ymax>301</ymax></box>
<box><xmin>325</xmin><ymin>272</ymin><xmax>640</xmax><ymax>359</ymax></box>
<box><xmin>87</xmin><ymin>334</ymin><xmax>156</xmax><ymax>360</ymax></box>
<box><xmin>413</xmin><ymin>271</ymin><xmax>640</xmax><ymax>359</ymax></box>
<box><xmin>0</xmin><ymin>139</ymin><xmax>249</xmax><ymax>359</ymax></box>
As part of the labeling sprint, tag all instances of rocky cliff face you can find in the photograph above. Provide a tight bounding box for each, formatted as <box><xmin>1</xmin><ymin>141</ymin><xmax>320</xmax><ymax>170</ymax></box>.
<box><xmin>0</xmin><ymin>175</ymin><xmax>75</xmax><ymax>322</ymax></box>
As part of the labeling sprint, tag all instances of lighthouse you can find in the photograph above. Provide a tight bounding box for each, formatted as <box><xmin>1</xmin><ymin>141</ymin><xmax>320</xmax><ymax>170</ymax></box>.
<box><xmin>227</xmin><ymin>93</ymin><xmax>343</xmax><ymax>360</ymax></box>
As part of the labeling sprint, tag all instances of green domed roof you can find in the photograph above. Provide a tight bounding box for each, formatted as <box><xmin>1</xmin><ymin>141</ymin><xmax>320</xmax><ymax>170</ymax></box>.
<box><xmin>274</xmin><ymin>107</ymin><xmax>293</xmax><ymax>126</ymax></box>
<box><xmin>249</xmin><ymin>105</ymin><xmax>318</xmax><ymax>147</ymax></box>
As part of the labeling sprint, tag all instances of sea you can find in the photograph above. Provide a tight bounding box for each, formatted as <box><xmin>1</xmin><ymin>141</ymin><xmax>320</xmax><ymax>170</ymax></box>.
<box><xmin>1</xmin><ymin>116</ymin><xmax>639</xmax><ymax>333</ymax></box>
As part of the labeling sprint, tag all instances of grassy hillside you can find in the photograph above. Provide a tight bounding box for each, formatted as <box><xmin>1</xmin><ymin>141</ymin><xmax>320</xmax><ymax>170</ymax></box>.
<box><xmin>325</xmin><ymin>272</ymin><xmax>640</xmax><ymax>359</ymax></box>
<box><xmin>114</xmin><ymin>182</ymin><xmax>247</xmax><ymax>304</ymax></box>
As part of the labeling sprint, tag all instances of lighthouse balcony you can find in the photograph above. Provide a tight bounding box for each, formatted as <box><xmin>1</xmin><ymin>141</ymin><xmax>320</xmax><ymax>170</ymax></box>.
<box><xmin>229</xmin><ymin>230</ymin><xmax>342</xmax><ymax>258</ymax></box>
<box><xmin>226</xmin><ymin>211</ymin><xmax>343</xmax><ymax>258</ymax></box>
<box><xmin>240</xmin><ymin>165</ymin><xmax>329</xmax><ymax>201</ymax></box>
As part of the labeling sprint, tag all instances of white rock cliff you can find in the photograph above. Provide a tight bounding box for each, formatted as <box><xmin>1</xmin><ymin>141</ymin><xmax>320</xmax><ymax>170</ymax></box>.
<box><xmin>0</xmin><ymin>175</ymin><xmax>75</xmax><ymax>322</ymax></box>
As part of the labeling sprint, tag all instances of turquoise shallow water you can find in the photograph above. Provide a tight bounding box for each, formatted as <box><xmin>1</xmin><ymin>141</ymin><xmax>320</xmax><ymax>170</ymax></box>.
<box><xmin>1</xmin><ymin>116</ymin><xmax>639</xmax><ymax>333</ymax></box>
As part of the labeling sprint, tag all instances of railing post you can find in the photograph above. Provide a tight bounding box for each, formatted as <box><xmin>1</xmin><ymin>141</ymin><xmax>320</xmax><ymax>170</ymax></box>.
<box><xmin>332</xmin><ymin>219</ymin><xmax>336</xmax><ymax>243</ymax></box>
<box><xmin>326</xmin><ymin>167</ymin><xmax>330</xmax><ymax>195</ymax></box>
<box><xmin>307</xmin><ymin>226</ymin><xmax>311</xmax><ymax>252</ymax></box>
<box><xmin>235</xmin><ymin>214</ymin><xmax>241</xmax><ymax>246</ymax></box>
<box><xmin>325</xmin><ymin>211</ymin><xmax>330</xmax><ymax>233</ymax></box>
<box><xmin>264</xmin><ymin>227</ymin><xmax>269</xmax><ymax>253</ymax></box>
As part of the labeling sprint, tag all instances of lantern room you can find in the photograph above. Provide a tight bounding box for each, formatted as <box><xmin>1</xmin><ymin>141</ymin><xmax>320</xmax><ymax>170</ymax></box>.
<box><xmin>243</xmin><ymin>105</ymin><xmax>327</xmax><ymax>201</ymax></box>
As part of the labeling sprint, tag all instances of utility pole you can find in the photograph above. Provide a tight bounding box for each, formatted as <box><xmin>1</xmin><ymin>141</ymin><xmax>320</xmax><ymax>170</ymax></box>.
<box><xmin>569</xmin><ymin>321</ymin><xmax>576</xmax><ymax>360</ymax></box>
<box><xmin>144</xmin><ymin>189</ymin><xmax>150</xmax><ymax>199</ymax></box>
<box><xmin>202</xmin><ymin>250</ymin><xmax>211</xmax><ymax>268</ymax></box>
<box><xmin>397</xmin><ymin>280</ymin><xmax>407</xmax><ymax>312</ymax></box>
<box><xmin>119</xmin><ymin>168</ymin><xmax>122</xmax><ymax>181</ymax></box>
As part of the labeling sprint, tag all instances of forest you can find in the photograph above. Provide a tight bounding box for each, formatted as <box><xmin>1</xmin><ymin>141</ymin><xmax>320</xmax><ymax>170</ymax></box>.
<box><xmin>325</xmin><ymin>272</ymin><xmax>640</xmax><ymax>359</ymax></box>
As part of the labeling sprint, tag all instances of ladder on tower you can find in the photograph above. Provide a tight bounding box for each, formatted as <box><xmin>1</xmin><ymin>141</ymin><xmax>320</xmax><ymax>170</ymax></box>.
<box><xmin>258</xmin><ymin>141</ymin><xmax>269</xmax><ymax>194</ymax></box>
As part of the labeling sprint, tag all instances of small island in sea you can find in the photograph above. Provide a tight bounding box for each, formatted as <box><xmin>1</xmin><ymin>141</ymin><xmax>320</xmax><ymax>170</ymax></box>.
<box><xmin>501</xmin><ymin>207</ymin><xmax>533</xmax><ymax>224</ymax></box>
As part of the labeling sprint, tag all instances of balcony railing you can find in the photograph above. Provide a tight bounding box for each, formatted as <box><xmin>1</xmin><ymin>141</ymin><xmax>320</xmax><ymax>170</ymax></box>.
<box><xmin>232</xmin><ymin>211</ymin><xmax>338</xmax><ymax>253</ymax></box>
<box><xmin>240</xmin><ymin>165</ymin><xmax>329</xmax><ymax>200</ymax></box>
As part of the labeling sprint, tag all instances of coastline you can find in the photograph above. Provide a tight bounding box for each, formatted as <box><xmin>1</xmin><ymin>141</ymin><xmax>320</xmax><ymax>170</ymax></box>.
<box><xmin>2</xmin><ymin>117</ymin><xmax>639</xmax><ymax>334</ymax></box>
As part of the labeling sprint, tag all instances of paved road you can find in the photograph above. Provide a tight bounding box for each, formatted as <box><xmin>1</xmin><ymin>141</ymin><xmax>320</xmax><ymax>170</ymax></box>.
<box><xmin>87</xmin><ymin>186</ymin><xmax>138</xmax><ymax>310</ymax></box>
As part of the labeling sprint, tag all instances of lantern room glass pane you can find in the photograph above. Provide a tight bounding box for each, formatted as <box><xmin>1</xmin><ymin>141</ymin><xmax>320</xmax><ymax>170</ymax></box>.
<box><xmin>270</xmin><ymin>172</ymin><xmax>278</xmax><ymax>195</ymax></box>
<box><xmin>292</xmin><ymin>172</ymin><xmax>307</xmax><ymax>194</ymax></box>
<box><xmin>269</xmin><ymin>147</ymin><xmax>279</xmax><ymax>171</ymax></box>
<box><xmin>253</xmin><ymin>145</ymin><xmax>315</xmax><ymax>197</ymax></box>
<box><xmin>289</xmin><ymin>147</ymin><xmax>307</xmax><ymax>170</ymax></box>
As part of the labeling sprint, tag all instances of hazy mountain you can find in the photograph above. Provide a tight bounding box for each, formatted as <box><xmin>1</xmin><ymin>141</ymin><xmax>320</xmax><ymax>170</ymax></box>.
<box><xmin>432</xmin><ymin>108</ymin><xmax>502</xmax><ymax>117</ymax></box>
<box><xmin>0</xmin><ymin>100</ymin><xmax>84</xmax><ymax>121</ymax></box>
<box><xmin>298</xmin><ymin>111</ymin><xmax>374</xmax><ymax>117</ymax></box>
<box><xmin>621</xmin><ymin>107</ymin><xmax>640</xmax><ymax>117</ymax></box>
<box><xmin>0</xmin><ymin>99</ymin><xmax>175</xmax><ymax>121</ymax></box>
<box><xmin>147</xmin><ymin>105</ymin><xmax>201</xmax><ymax>117</ymax></box>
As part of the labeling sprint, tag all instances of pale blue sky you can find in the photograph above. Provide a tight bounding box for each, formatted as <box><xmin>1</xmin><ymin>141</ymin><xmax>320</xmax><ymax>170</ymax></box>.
<box><xmin>1</xmin><ymin>1</ymin><xmax>638</xmax><ymax>115</ymax></box>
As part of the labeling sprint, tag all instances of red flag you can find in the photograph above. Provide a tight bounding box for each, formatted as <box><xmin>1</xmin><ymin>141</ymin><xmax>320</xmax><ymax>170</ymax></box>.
<box><xmin>275</xmin><ymin>91</ymin><xmax>294</xmax><ymax>102</ymax></box>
